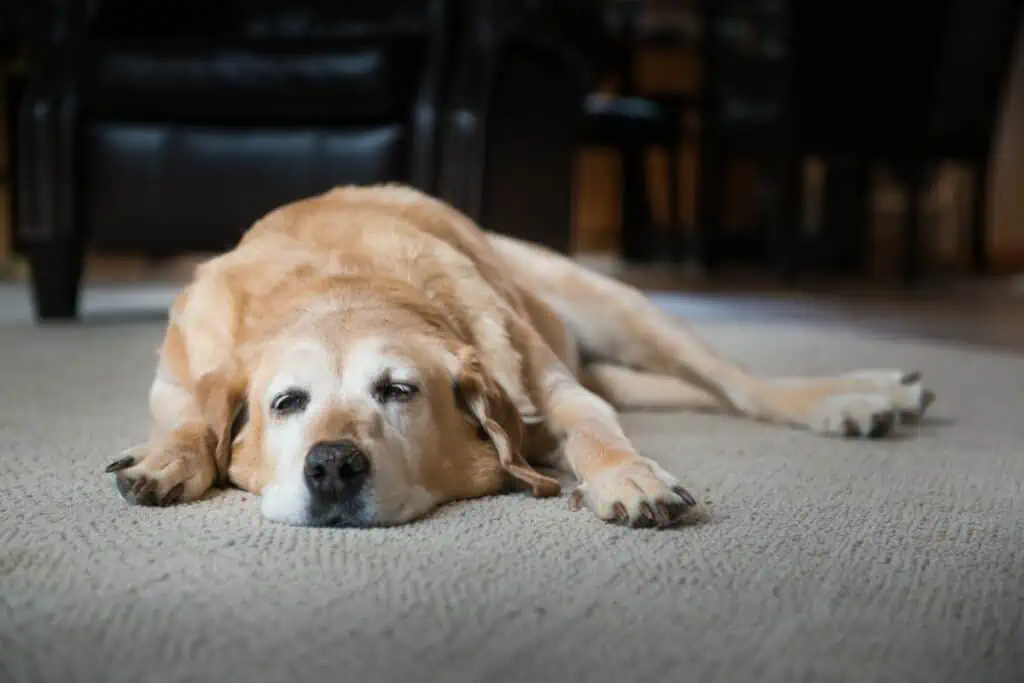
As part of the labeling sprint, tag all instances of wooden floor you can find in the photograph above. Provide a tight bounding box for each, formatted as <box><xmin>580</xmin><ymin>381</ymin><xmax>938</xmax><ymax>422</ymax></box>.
<box><xmin>608</xmin><ymin>264</ymin><xmax>1024</xmax><ymax>354</ymax></box>
<box><xmin>651</xmin><ymin>288</ymin><xmax>1024</xmax><ymax>354</ymax></box>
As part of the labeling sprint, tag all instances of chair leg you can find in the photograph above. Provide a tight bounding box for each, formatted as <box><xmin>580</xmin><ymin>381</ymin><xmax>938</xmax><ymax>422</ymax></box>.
<box><xmin>776</xmin><ymin>154</ymin><xmax>803</xmax><ymax>282</ymax></box>
<box><xmin>901</xmin><ymin>164</ymin><xmax>926</xmax><ymax>286</ymax></box>
<box><xmin>665</xmin><ymin>141</ymin><xmax>683</xmax><ymax>263</ymax></box>
<box><xmin>28</xmin><ymin>241</ymin><xmax>85</xmax><ymax>320</ymax></box>
<box><xmin>695</xmin><ymin>139</ymin><xmax>723</xmax><ymax>271</ymax></box>
<box><xmin>969</xmin><ymin>161</ymin><xmax>990</xmax><ymax>273</ymax></box>
<box><xmin>620</xmin><ymin>143</ymin><xmax>656</xmax><ymax>262</ymax></box>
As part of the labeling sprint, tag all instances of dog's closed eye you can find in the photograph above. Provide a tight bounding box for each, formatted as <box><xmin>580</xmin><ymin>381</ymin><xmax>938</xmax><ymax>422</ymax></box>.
<box><xmin>373</xmin><ymin>380</ymin><xmax>419</xmax><ymax>404</ymax></box>
<box><xmin>271</xmin><ymin>389</ymin><xmax>309</xmax><ymax>416</ymax></box>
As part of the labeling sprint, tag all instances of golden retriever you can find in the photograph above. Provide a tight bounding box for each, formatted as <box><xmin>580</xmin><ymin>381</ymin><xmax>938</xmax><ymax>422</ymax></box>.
<box><xmin>106</xmin><ymin>184</ymin><xmax>934</xmax><ymax>528</ymax></box>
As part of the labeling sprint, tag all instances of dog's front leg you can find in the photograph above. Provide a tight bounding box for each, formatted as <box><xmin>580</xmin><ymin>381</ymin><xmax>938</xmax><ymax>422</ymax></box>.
<box><xmin>106</xmin><ymin>373</ymin><xmax>221</xmax><ymax>507</ymax></box>
<box><xmin>520</xmin><ymin>324</ymin><xmax>697</xmax><ymax>528</ymax></box>
<box><xmin>107</xmin><ymin>425</ymin><xmax>218</xmax><ymax>507</ymax></box>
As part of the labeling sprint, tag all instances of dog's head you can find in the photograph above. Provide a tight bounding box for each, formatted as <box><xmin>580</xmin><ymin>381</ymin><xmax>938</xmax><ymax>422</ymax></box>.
<box><xmin>199</xmin><ymin>312</ymin><xmax>559</xmax><ymax>527</ymax></box>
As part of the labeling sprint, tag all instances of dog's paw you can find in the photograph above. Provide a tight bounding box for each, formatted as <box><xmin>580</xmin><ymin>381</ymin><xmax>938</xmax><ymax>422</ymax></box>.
<box><xmin>105</xmin><ymin>443</ymin><xmax>212</xmax><ymax>507</ymax></box>
<box><xmin>808</xmin><ymin>393</ymin><xmax>899</xmax><ymax>438</ymax></box>
<box><xmin>568</xmin><ymin>457</ymin><xmax>697</xmax><ymax>529</ymax></box>
<box><xmin>839</xmin><ymin>370</ymin><xmax>935</xmax><ymax>423</ymax></box>
<box><xmin>807</xmin><ymin>370</ymin><xmax>936</xmax><ymax>438</ymax></box>
<box><xmin>770</xmin><ymin>370</ymin><xmax>935</xmax><ymax>439</ymax></box>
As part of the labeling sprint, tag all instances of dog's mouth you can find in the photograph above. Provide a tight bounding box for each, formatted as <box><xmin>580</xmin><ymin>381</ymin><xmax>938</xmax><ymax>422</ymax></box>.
<box><xmin>305</xmin><ymin>496</ymin><xmax>374</xmax><ymax>528</ymax></box>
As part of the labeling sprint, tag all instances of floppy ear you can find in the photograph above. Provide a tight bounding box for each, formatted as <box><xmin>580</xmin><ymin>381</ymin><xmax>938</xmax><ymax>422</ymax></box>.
<box><xmin>452</xmin><ymin>348</ymin><xmax>560</xmax><ymax>498</ymax></box>
<box><xmin>194</xmin><ymin>362</ymin><xmax>249</xmax><ymax>486</ymax></box>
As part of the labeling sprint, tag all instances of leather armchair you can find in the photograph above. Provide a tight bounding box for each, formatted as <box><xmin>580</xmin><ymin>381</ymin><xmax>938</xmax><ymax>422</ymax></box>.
<box><xmin>17</xmin><ymin>0</ymin><xmax>454</xmax><ymax>319</ymax></box>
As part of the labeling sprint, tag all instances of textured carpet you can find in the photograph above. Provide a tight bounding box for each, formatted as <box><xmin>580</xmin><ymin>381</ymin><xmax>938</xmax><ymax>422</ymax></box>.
<box><xmin>1</xmin><ymin>318</ymin><xmax>1022</xmax><ymax>683</ymax></box>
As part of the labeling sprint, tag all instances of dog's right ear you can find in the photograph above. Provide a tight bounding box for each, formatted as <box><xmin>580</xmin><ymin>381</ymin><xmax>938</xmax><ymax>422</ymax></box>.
<box><xmin>451</xmin><ymin>347</ymin><xmax>560</xmax><ymax>498</ymax></box>
<box><xmin>194</xmin><ymin>362</ymin><xmax>249</xmax><ymax>486</ymax></box>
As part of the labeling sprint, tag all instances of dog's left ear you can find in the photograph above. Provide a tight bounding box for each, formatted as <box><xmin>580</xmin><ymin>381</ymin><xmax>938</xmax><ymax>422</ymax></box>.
<box><xmin>452</xmin><ymin>347</ymin><xmax>560</xmax><ymax>498</ymax></box>
<box><xmin>194</xmin><ymin>362</ymin><xmax>249</xmax><ymax>486</ymax></box>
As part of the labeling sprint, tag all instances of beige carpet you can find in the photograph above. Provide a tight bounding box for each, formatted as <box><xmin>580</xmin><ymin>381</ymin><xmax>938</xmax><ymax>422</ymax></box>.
<box><xmin>1</xmin><ymin>318</ymin><xmax>1022</xmax><ymax>683</ymax></box>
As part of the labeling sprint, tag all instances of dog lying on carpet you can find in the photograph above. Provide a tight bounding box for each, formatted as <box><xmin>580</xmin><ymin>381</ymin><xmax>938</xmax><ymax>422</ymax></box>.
<box><xmin>106</xmin><ymin>184</ymin><xmax>935</xmax><ymax>528</ymax></box>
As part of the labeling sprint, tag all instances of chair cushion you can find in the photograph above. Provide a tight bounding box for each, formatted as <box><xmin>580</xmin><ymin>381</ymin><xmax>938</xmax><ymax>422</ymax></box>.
<box><xmin>83</xmin><ymin>122</ymin><xmax>408</xmax><ymax>252</ymax></box>
<box><xmin>84</xmin><ymin>45</ymin><xmax>417</xmax><ymax>124</ymax></box>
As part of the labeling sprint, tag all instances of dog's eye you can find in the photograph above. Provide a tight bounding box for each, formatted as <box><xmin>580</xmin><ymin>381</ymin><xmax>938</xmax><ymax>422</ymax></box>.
<box><xmin>374</xmin><ymin>381</ymin><xmax>419</xmax><ymax>404</ymax></box>
<box><xmin>271</xmin><ymin>389</ymin><xmax>310</xmax><ymax>415</ymax></box>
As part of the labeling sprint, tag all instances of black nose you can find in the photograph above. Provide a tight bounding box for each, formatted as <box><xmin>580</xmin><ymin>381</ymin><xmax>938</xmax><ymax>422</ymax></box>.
<box><xmin>304</xmin><ymin>440</ymin><xmax>370</xmax><ymax>500</ymax></box>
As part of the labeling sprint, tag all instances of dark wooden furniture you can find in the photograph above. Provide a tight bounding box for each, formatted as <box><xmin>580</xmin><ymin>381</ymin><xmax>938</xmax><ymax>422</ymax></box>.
<box><xmin>577</xmin><ymin>0</ymin><xmax>699</xmax><ymax>263</ymax></box>
<box><xmin>694</xmin><ymin>0</ymin><xmax>800</xmax><ymax>275</ymax></box>
<box><xmin>788</xmin><ymin>0</ymin><xmax>1022</xmax><ymax>282</ymax></box>
<box><xmin>581</xmin><ymin>92</ymin><xmax>689</xmax><ymax>261</ymax></box>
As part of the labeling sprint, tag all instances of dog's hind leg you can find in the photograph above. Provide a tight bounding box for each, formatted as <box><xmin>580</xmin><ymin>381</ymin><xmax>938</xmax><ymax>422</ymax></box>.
<box><xmin>580</xmin><ymin>363</ymin><xmax>723</xmax><ymax>413</ymax></box>
<box><xmin>490</xmin><ymin>235</ymin><xmax>934</xmax><ymax>438</ymax></box>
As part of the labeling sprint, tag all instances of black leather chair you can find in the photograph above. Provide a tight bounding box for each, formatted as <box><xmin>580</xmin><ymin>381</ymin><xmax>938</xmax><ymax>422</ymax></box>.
<box><xmin>17</xmin><ymin>0</ymin><xmax>454</xmax><ymax>319</ymax></box>
<box><xmin>2</xmin><ymin>0</ymin><xmax>43</xmax><ymax>249</ymax></box>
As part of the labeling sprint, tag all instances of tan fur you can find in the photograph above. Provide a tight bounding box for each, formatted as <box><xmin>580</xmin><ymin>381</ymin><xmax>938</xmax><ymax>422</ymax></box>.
<box><xmin>109</xmin><ymin>184</ymin><xmax>934</xmax><ymax>528</ymax></box>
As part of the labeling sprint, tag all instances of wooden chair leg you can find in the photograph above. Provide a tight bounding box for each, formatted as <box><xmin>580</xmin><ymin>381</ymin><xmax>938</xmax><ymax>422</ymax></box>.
<box><xmin>665</xmin><ymin>141</ymin><xmax>683</xmax><ymax>263</ymax></box>
<box><xmin>969</xmin><ymin>161</ymin><xmax>990</xmax><ymax>273</ymax></box>
<box><xmin>901</xmin><ymin>164</ymin><xmax>926</xmax><ymax>286</ymax></box>
<box><xmin>695</xmin><ymin>139</ymin><xmax>723</xmax><ymax>271</ymax></box>
<box><xmin>776</xmin><ymin>154</ymin><xmax>803</xmax><ymax>282</ymax></box>
<box><xmin>620</xmin><ymin>143</ymin><xmax>656</xmax><ymax>262</ymax></box>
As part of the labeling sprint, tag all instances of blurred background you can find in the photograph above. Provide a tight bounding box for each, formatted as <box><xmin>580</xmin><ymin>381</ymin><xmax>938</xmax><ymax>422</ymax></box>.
<box><xmin>1</xmin><ymin>0</ymin><xmax>1023</xmax><ymax>336</ymax></box>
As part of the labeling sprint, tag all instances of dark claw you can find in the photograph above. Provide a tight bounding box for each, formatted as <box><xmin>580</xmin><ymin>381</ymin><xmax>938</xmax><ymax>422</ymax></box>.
<box><xmin>921</xmin><ymin>389</ymin><xmax>936</xmax><ymax>412</ymax></box>
<box><xmin>634</xmin><ymin>502</ymin><xmax>657</xmax><ymax>528</ymax></box>
<box><xmin>136</xmin><ymin>488</ymin><xmax>160</xmax><ymax>506</ymax></box>
<box><xmin>115</xmin><ymin>475</ymin><xmax>134</xmax><ymax>498</ymax></box>
<box><xmin>867</xmin><ymin>411</ymin><xmax>895</xmax><ymax>439</ymax></box>
<box><xmin>134</xmin><ymin>479</ymin><xmax>159</xmax><ymax>506</ymax></box>
<box><xmin>162</xmin><ymin>483</ymin><xmax>185</xmax><ymax>507</ymax></box>
<box><xmin>672</xmin><ymin>486</ymin><xmax>697</xmax><ymax>507</ymax></box>
<box><xmin>842</xmin><ymin>416</ymin><xmax>860</xmax><ymax>437</ymax></box>
<box><xmin>655</xmin><ymin>502</ymin><xmax>674</xmax><ymax>525</ymax></box>
<box><xmin>655</xmin><ymin>501</ymin><xmax>688</xmax><ymax>528</ymax></box>
<box><xmin>900</xmin><ymin>371</ymin><xmax>922</xmax><ymax>386</ymax></box>
<box><xmin>115</xmin><ymin>475</ymin><xmax>164</xmax><ymax>506</ymax></box>
<box><xmin>132</xmin><ymin>477</ymin><xmax>155</xmax><ymax>497</ymax></box>
<box><xmin>899</xmin><ymin>389</ymin><xmax>936</xmax><ymax>424</ymax></box>
<box><xmin>612</xmin><ymin>502</ymin><xmax>628</xmax><ymax>523</ymax></box>
<box><xmin>105</xmin><ymin>456</ymin><xmax>136</xmax><ymax>473</ymax></box>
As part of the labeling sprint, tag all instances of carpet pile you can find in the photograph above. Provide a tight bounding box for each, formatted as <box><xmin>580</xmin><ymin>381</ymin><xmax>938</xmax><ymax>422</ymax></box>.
<box><xmin>1</xmin><ymin>319</ymin><xmax>1021</xmax><ymax>683</ymax></box>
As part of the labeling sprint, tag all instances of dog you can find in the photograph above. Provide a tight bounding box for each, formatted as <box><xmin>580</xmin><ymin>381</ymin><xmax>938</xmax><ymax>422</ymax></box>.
<box><xmin>106</xmin><ymin>184</ymin><xmax>935</xmax><ymax>529</ymax></box>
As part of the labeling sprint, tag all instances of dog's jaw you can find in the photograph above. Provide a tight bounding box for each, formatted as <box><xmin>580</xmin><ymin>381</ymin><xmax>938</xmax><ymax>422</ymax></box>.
<box><xmin>260</xmin><ymin>477</ymin><xmax>313</xmax><ymax>527</ymax></box>
<box><xmin>260</xmin><ymin>466</ymin><xmax>383</xmax><ymax>527</ymax></box>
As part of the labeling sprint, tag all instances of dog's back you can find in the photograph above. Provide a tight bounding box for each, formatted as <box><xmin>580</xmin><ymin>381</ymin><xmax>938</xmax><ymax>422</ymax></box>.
<box><xmin>236</xmin><ymin>184</ymin><xmax>527</xmax><ymax>316</ymax></box>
